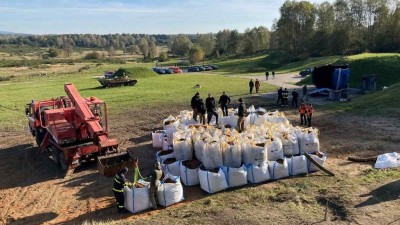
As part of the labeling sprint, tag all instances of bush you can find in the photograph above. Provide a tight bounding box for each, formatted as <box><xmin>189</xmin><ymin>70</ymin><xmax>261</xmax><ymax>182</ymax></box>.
<box><xmin>48</xmin><ymin>48</ymin><xmax>62</xmax><ymax>58</ymax></box>
<box><xmin>158</xmin><ymin>52</ymin><xmax>168</xmax><ymax>62</ymax></box>
<box><xmin>83</xmin><ymin>51</ymin><xmax>102</xmax><ymax>60</ymax></box>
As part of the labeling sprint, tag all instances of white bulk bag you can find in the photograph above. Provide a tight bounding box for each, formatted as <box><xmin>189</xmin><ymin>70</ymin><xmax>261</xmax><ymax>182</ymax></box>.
<box><xmin>307</xmin><ymin>152</ymin><xmax>327</xmax><ymax>172</ymax></box>
<box><xmin>250</xmin><ymin>143</ymin><xmax>268</xmax><ymax>166</ymax></box>
<box><xmin>299</xmin><ymin>129</ymin><xmax>320</xmax><ymax>153</ymax></box>
<box><xmin>222</xmin><ymin>142</ymin><xmax>242</xmax><ymax>168</ymax></box>
<box><xmin>194</xmin><ymin>140</ymin><xmax>206</xmax><ymax>162</ymax></box>
<box><xmin>179</xmin><ymin>160</ymin><xmax>200</xmax><ymax>186</ymax></box>
<box><xmin>253</xmin><ymin>114</ymin><xmax>266</xmax><ymax>126</ymax></box>
<box><xmin>202</xmin><ymin>141</ymin><xmax>223</xmax><ymax>170</ymax></box>
<box><xmin>241</xmin><ymin>141</ymin><xmax>253</xmax><ymax>165</ymax></box>
<box><xmin>152</xmin><ymin>130</ymin><xmax>166</xmax><ymax>148</ymax></box>
<box><xmin>282</xmin><ymin>133</ymin><xmax>300</xmax><ymax>156</ymax></box>
<box><xmin>222</xmin><ymin>165</ymin><xmax>248</xmax><ymax>188</ymax></box>
<box><xmin>198</xmin><ymin>167</ymin><xmax>228</xmax><ymax>193</ymax></box>
<box><xmin>163</xmin><ymin>115</ymin><xmax>179</xmax><ymax>130</ymax></box>
<box><xmin>246</xmin><ymin>162</ymin><xmax>270</xmax><ymax>183</ymax></box>
<box><xmin>157</xmin><ymin>175</ymin><xmax>184</xmax><ymax>207</ymax></box>
<box><xmin>287</xmin><ymin>155</ymin><xmax>308</xmax><ymax>176</ymax></box>
<box><xmin>161</xmin><ymin>158</ymin><xmax>180</xmax><ymax>177</ymax></box>
<box><xmin>268</xmin><ymin>159</ymin><xmax>289</xmax><ymax>180</ymax></box>
<box><xmin>266</xmin><ymin>138</ymin><xmax>284</xmax><ymax>161</ymax></box>
<box><xmin>375</xmin><ymin>152</ymin><xmax>400</xmax><ymax>169</ymax></box>
<box><xmin>156</xmin><ymin>150</ymin><xmax>175</xmax><ymax>163</ymax></box>
<box><xmin>162</xmin><ymin>137</ymin><xmax>172</xmax><ymax>150</ymax></box>
<box><xmin>229</xmin><ymin>115</ymin><xmax>239</xmax><ymax>128</ymax></box>
<box><xmin>173</xmin><ymin>137</ymin><xmax>193</xmax><ymax>161</ymax></box>
<box><xmin>124</xmin><ymin>181</ymin><xmax>152</xmax><ymax>213</ymax></box>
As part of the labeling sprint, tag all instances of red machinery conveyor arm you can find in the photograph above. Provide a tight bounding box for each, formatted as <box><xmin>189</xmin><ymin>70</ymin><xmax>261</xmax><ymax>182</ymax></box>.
<box><xmin>64</xmin><ymin>83</ymin><xmax>118</xmax><ymax>149</ymax></box>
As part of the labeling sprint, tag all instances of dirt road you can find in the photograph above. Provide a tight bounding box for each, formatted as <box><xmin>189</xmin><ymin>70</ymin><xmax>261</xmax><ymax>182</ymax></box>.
<box><xmin>239</xmin><ymin>72</ymin><xmax>312</xmax><ymax>89</ymax></box>
<box><xmin>1</xmin><ymin>101</ymin><xmax>399</xmax><ymax>224</ymax></box>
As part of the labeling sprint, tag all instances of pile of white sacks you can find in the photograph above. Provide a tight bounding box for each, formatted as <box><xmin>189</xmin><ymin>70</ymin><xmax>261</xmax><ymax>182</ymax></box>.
<box><xmin>128</xmin><ymin>106</ymin><xmax>327</xmax><ymax>212</ymax></box>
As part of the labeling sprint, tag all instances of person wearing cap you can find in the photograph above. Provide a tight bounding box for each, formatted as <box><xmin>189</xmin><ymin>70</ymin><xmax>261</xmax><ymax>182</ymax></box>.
<box><xmin>191</xmin><ymin>92</ymin><xmax>200</xmax><ymax>121</ymax></box>
<box><xmin>113</xmin><ymin>167</ymin><xmax>129</xmax><ymax>213</ymax></box>
<box><xmin>237</xmin><ymin>98</ymin><xmax>247</xmax><ymax>133</ymax></box>
<box><xmin>206</xmin><ymin>93</ymin><xmax>218</xmax><ymax>125</ymax></box>
<box><xmin>148</xmin><ymin>162</ymin><xmax>163</xmax><ymax>210</ymax></box>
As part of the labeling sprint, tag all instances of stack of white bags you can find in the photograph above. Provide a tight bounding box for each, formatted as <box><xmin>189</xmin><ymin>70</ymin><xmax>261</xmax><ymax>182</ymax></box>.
<box><xmin>144</xmin><ymin>106</ymin><xmax>328</xmax><ymax>206</ymax></box>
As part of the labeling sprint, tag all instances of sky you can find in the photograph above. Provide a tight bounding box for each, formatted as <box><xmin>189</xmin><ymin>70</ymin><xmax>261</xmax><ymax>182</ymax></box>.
<box><xmin>0</xmin><ymin>0</ymin><xmax>332</xmax><ymax>35</ymax></box>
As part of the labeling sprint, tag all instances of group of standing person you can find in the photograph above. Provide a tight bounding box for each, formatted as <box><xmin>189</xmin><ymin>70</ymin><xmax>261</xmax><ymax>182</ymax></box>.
<box><xmin>265</xmin><ymin>71</ymin><xmax>275</xmax><ymax>80</ymax></box>
<box><xmin>249</xmin><ymin>79</ymin><xmax>261</xmax><ymax>94</ymax></box>
<box><xmin>276</xmin><ymin>85</ymin><xmax>308</xmax><ymax>108</ymax></box>
<box><xmin>191</xmin><ymin>92</ymin><xmax>231</xmax><ymax>125</ymax></box>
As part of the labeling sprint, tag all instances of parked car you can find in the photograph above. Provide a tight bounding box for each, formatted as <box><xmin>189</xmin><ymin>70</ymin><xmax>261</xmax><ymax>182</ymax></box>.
<box><xmin>156</xmin><ymin>68</ymin><xmax>166</xmax><ymax>74</ymax></box>
<box><xmin>188</xmin><ymin>66</ymin><xmax>200</xmax><ymax>72</ymax></box>
<box><xmin>203</xmin><ymin>66</ymin><xmax>213</xmax><ymax>71</ymax></box>
<box><xmin>299</xmin><ymin>68</ymin><xmax>314</xmax><ymax>77</ymax></box>
<box><xmin>197</xmin><ymin>66</ymin><xmax>205</xmax><ymax>71</ymax></box>
<box><xmin>208</xmin><ymin>65</ymin><xmax>219</xmax><ymax>70</ymax></box>
<box><xmin>163</xmin><ymin>68</ymin><xmax>173</xmax><ymax>74</ymax></box>
<box><xmin>169</xmin><ymin>66</ymin><xmax>183</xmax><ymax>73</ymax></box>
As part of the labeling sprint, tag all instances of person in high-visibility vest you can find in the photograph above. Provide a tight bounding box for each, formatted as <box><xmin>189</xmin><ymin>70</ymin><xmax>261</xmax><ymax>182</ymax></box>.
<box><xmin>113</xmin><ymin>167</ymin><xmax>129</xmax><ymax>214</ymax></box>
<box><xmin>306</xmin><ymin>103</ymin><xmax>314</xmax><ymax>127</ymax></box>
<box><xmin>299</xmin><ymin>102</ymin><xmax>307</xmax><ymax>126</ymax></box>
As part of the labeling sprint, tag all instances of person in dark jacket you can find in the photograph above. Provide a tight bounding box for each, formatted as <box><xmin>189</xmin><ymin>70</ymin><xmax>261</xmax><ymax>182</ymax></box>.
<box><xmin>198</xmin><ymin>98</ymin><xmax>206</xmax><ymax>125</ymax></box>
<box><xmin>272</xmin><ymin>70</ymin><xmax>275</xmax><ymax>79</ymax></box>
<box><xmin>219</xmin><ymin>91</ymin><xmax>230</xmax><ymax>116</ymax></box>
<box><xmin>206</xmin><ymin>93</ymin><xmax>218</xmax><ymax>125</ymax></box>
<box><xmin>237</xmin><ymin>98</ymin><xmax>247</xmax><ymax>133</ymax></box>
<box><xmin>265</xmin><ymin>71</ymin><xmax>269</xmax><ymax>80</ymax></box>
<box><xmin>249</xmin><ymin>79</ymin><xmax>254</xmax><ymax>94</ymax></box>
<box><xmin>282</xmin><ymin>88</ymin><xmax>289</xmax><ymax>106</ymax></box>
<box><xmin>113</xmin><ymin>167</ymin><xmax>129</xmax><ymax>214</ymax></box>
<box><xmin>148</xmin><ymin>162</ymin><xmax>163</xmax><ymax>210</ymax></box>
<box><xmin>291</xmin><ymin>89</ymin><xmax>299</xmax><ymax>108</ymax></box>
<box><xmin>276</xmin><ymin>87</ymin><xmax>283</xmax><ymax>105</ymax></box>
<box><xmin>301</xmin><ymin>85</ymin><xmax>308</xmax><ymax>101</ymax></box>
<box><xmin>191</xmin><ymin>92</ymin><xmax>200</xmax><ymax>121</ymax></box>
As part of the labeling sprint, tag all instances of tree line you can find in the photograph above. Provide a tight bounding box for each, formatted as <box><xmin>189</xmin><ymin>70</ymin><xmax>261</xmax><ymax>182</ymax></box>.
<box><xmin>0</xmin><ymin>0</ymin><xmax>399</xmax><ymax>61</ymax></box>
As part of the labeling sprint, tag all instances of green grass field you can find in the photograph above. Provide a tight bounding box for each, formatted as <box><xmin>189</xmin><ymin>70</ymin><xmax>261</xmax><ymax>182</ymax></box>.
<box><xmin>0</xmin><ymin>65</ymin><xmax>276</xmax><ymax>128</ymax></box>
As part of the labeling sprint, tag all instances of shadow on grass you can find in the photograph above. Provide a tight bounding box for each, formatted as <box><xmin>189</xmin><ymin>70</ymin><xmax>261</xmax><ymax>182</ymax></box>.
<box><xmin>355</xmin><ymin>179</ymin><xmax>400</xmax><ymax>208</ymax></box>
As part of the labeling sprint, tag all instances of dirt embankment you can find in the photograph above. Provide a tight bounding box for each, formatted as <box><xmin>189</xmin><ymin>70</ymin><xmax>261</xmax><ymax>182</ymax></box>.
<box><xmin>0</xmin><ymin>101</ymin><xmax>399</xmax><ymax>225</ymax></box>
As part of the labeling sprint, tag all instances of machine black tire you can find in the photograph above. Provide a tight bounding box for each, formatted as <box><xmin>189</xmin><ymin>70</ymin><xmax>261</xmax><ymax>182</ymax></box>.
<box><xmin>59</xmin><ymin>151</ymin><xmax>68</xmax><ymax>172</ymax></box>
<box><xmin>51</xmin><ymin>147</ymin><xmax>60</xmax><ymax>166</ymax></box>
<box><xmin>35</xmin><ymin>128</ymin><xmax>46</xmax><ymax>146</ymax></box>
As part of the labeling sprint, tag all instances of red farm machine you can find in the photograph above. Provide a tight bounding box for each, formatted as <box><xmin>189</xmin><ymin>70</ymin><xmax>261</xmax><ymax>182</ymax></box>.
<box><xmin>25</xmin><ymin>83</ymin><xmax>132</xmax><ymax>176</ymax></box>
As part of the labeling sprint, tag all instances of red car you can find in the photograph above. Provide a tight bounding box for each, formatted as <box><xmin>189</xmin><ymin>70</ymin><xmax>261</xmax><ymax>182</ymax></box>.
<box><xmin>169</xmin><ymin>66</ymin><xmax>182</xmax><ymax>73</ymax></box>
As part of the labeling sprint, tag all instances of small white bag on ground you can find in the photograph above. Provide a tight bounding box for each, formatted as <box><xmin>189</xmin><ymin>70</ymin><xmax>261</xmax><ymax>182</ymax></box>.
<box><xmin>198</xmin><ymin>167</ymin><xmax>228</xmax><ymax>194</ymax></box>
<box><xmin>307</xmin><ymin>152</ymin><xmax>327</xmax><ymax>172</ymax></box>
<box><xmin>246</xmin><ymin>162</ymin><xmax>270</xmax><ymax>183</ymax></box>
<box><xmin>282</xmin><ymin>133</ymin><xmax>300</xmax><ymax>156</ymax></box>
<box><xmin>161</xmin><ymin>158</ymin><xmax>180</xmax><ymax>177</ymax></box>
<box><xmin>287</xmin><ymin>155</ymin><xmax>308</xmax><ymax>176</ymax></box>
<box><xmin>266</xmin><ymin>138</ymin><xmax>284</xmax><ymax>161</ymax></box>
<box><xmin>156</xmin><ymin>150</ymin><xmax>175</xmax><ymax>163</ymax></box>
<box><xmin>222</xmin><ymin>165</ymin><xmax>248</xmax><ymax>188</ymax></box>
<box><xmin>180</xmin><ymin>160</ymin><xmax>201</xmax><ymax>186</ymax></box>
<box><xmin>374</xmin><ymin>152</ymin><xmax>400</xmax><ymax>169</ymax></box>
<box><xmin>268</xmin><ymin>159</ymin><xmax>289</xmax><ymax>180</ymax></box>
<box><xmin>152</xmin><ymin>130</ymin><xmax>166</xmax><ymax>148</ymax></box>
<box><xmin>124</xmin><ymin>181</ymin><xmax>152</xmax><ymax>213</ymax></box>
<box><xmin>157</xmin><ymin>175</ymin><xmax>184</xmax><ymax>207</ymax></box>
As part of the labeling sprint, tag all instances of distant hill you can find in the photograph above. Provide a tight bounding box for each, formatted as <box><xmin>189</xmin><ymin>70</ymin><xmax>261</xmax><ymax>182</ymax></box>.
<box><xmin>0</xmin><ymin>31</ymin><xmax>28</xmax><ymax>36</ymax></box>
